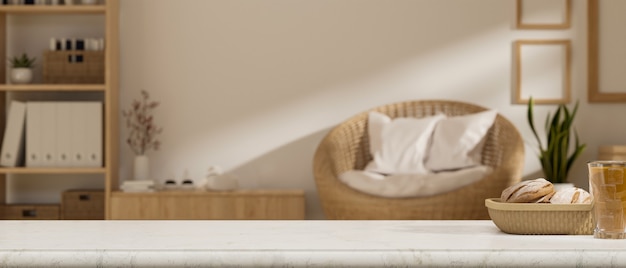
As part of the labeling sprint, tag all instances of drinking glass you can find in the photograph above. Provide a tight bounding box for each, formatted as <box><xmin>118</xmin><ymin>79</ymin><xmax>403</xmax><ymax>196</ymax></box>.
<box><xmin>588</xmin><ymin>160</ymin><xmax>626</xmax><ymax>239</ymax></box>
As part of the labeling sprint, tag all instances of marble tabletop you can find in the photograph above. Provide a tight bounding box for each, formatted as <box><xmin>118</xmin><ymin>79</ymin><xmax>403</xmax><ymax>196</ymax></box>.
<box><xmin>0</xmin><ymin>220</ymin><xmax>625</xmax><ymax>267</ymax></box>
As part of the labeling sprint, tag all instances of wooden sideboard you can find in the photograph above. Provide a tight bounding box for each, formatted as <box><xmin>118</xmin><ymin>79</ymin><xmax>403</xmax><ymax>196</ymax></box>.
<box><xmin>598</xmin><ymin>145</ymin><xmax>626</xmax><ymax>161</ymax></box>
<box><xmin>109</xmin><ymin>190</ymin><xmax>305</xmax><ymax>220</ymax></box>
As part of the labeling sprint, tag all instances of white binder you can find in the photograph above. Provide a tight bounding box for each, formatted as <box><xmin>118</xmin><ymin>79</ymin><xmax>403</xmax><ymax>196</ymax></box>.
<box><xmin>0</xmin><ymin>101</ymin><xmax>26</xmax><ymax>167</ymax></box>
<box><xmin>55</xmin><ymin>102</ymin><xmax>72</xmax><ymax>167</ymax></box>
<box><xmin>70</xmin><ymin>102</ymin><xmax>87</xmax><ymax>166</ymax></box>
<box><xmin>25</xmin><ymin>102</ymin><xmax>42</xmax><ymax>167</ymax></box>
<box><xmin>40</xmin><ymin>102</ymin><xmax>57</xmax><ymax>167</ymax></box>
<box><xmin>84</xmin><ymin>102</ymin><xmax>102</xmax><ymax>167</ymax></box>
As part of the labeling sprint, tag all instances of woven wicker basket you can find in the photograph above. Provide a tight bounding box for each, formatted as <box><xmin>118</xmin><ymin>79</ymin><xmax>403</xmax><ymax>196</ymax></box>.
<box><xmin>1</xmin><ymin>204</ymin><xmax>60</xmax><ymax>220</ymax></box>
<box><xmin>43</xmin><ymin>50</ymin><xmax>104</xmax><ymax>84</ymax></box>
<box><xmin>486</xmin><ymin>198</ymin><xmax>593</xmax><ymax>235</ymax></box>
<box><xmin>61</xmin><ymin>189</ymin><xmax>105</xmax><ymax>220</ymax></box>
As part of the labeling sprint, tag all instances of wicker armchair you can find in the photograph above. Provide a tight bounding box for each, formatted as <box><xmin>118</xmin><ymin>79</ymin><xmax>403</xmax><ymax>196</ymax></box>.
<box><xmin>313</xmin><ymin>100</ymin><xmax>524</xmax><ymax>220</ymax></box>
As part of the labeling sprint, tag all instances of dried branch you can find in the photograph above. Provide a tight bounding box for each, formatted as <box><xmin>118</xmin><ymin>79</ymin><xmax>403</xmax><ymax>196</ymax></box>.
<box><xmin>122</xmin><ymin>90</ymin><xmax>163</xmax><ymax>155</ymax></box>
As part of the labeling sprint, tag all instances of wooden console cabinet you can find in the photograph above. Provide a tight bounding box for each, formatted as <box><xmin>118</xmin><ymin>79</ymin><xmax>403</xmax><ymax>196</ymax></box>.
<box><xmin>109</xmin><ymin>190</ymin><xmax>305</xmax><ymax>220</ymax></box>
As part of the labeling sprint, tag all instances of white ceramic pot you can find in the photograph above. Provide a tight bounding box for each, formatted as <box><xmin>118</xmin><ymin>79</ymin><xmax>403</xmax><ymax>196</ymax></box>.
<box><xmin>10</xmin><ymin>68</ymin><xmax>33</xmax><ymax>84</ymax></box>
<box><xmin>133</xmin><ymin>155</ymin><xmax>149</xmax><ymax>180</ymax></box>
<box><xmin>553</xmin><ymin>183</ymin><xmax>575</xmax><ymax>191</ymax></box>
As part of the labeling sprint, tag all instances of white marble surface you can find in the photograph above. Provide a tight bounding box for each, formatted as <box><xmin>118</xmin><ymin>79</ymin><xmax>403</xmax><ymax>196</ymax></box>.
<box><xmin>0</xmin><ymin>220</ymin><xmax>625</xmax><ymax>267</ymax></box>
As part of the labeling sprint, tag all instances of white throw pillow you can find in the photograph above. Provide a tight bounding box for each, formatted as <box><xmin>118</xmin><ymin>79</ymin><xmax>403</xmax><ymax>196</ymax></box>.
<box><xmin>425</xmin><ymin>110</ymin><xmax>497</xmax><ymax>172</ymax></box>
<box><xmin>365</xmin><ymin>112</ymin><xmax>445</xmax><ymax>175</ymax></box>
<box><xmin>339</xmin><ymin>165</ymin><xmax>491</xmax><ymax>198</ymax></box>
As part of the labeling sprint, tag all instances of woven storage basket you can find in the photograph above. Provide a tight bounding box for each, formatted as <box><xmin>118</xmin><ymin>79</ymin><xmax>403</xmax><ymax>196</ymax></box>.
<box><xmin>313</xmin><ymin>100</ymin><xmax>525</xmax><ymax>220</ymax></box>
<box><xmin>43</xmin><ymin>50</ymin><xmax>104</xmax><ymax>84</ymax></box>
<box><xmin>485</xmin><ymin>198</ymin><xmax>593</xmax><ymax>235</ymax></box>
<box><xmin>62</xmin><ymin>189</ymin><xmax>105</xmax><ymax>220</ymax></box>
<box><xmin>1</xmin><ymin>204</ymin><xmax>60</xmax><ymax>220</ymax></box>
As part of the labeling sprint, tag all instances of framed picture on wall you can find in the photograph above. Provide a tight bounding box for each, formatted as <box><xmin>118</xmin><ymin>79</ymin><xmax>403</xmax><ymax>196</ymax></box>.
<box><xmin>514</xmin><ymin>40</ymin><xmax>571</xmax><ymax>105</ymax></box>
<box><xmin>516</xmin><ymin>0</ymin><xmax>571</xmax><ymax>29</ymax></box>
<box><xmin>588</xmin><ymin>0</ymin><xmax>626</xmax><ymax>102</ymax></box>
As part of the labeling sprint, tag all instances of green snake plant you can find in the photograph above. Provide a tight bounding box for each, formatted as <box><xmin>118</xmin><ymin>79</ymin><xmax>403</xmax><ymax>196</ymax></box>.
<box><xmin>527</xmin><ymin>97</ymin><xmax>586</xmax><ymax>184</ymax></box>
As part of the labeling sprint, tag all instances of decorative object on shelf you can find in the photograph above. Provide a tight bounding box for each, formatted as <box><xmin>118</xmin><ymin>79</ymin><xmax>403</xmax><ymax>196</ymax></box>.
<box><xmin>133</xmin><ymin>154</ymin><xmax>149</xmax><ymax>180</ymax></box>
<box><xmin>81</xmin><ymin>0</ymin><xmax>97</xmax><ymax>4</ymax></box>
<box><xmin>180</xmin><ymin>169</ymin><xmax>195</xmax><ymax>190</ymax></box>
<box><xmin>120</xmin><ymin>180</ymin><xmax>155</xmax><ymax>193</ymax></box>
<box><xmin>43</xmin><ymin>50</ymin><xmax>104</xmax><ymax>84</ymax></box>
<box><xmin>122</xmin><ymin>90</ymin><xmax>162</xmax><ymax>181</ymax></box>
<box><xmin>527</xmin><ymin>96</ymin><xmax>586</xmax><ymax>184</ymax></box>
<box><xmin>8</xmin><ymin>53</ymin><xmax>35</xmax><ymax>84</ymax></box>
<box><xmin>205</xmin><ymin>165</ymin><xmax>239</xmax><ymax>191</ymax></box>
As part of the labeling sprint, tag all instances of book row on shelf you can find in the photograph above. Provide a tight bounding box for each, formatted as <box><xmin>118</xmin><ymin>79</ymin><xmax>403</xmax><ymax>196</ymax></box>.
<box><xmin>0</xmin><ymin>100</ymin><xmax>103</xmax><ymax>168</ymax></box>
<box><xmin>1</xmin><ymin>0</ymin><xmax>100</xmax><ymax>5</ymax></box>
<box><xmin>50</xmin><ymin>37</ymin><xmax>105</xmax><ymax>51</ymax></box>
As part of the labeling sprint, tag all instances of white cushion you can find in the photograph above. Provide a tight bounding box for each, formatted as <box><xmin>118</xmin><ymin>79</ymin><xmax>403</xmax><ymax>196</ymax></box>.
<box><xmin>425</xmin><ymin>110</ymin><xmax>497</xmax><ymax>171</ymax></box>
<box><xmin>339</xmin><ymin>165</ymin><xmax>491</xmax><ymax>198</ymax></box>
<box><xmin>365</xmin><ymin>112</ymin><xmax>445</xmax><ymax>175</ymax></box>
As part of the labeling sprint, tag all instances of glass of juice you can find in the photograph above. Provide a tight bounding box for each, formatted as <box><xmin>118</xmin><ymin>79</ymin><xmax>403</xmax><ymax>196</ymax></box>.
<box><xmin>588</xmin><ymin>160</ymin><xmax>626</xmax><ymax>239</ymax></box>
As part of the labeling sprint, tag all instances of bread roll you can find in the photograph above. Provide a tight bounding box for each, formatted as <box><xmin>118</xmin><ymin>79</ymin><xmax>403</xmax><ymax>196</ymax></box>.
<box><xmin>535</xmin><ymin>191</ymin><xmax>555</xmax><ymax>203</ymax></box>
<box><xmin>550</xmin><ymin>187</ymin><xmax>592</xmax><ymax>204</ymax></box>
<box><xmin>501</xmin><ymin>178</ymin><xmax>554</xmax><ymax>203</ymax></box>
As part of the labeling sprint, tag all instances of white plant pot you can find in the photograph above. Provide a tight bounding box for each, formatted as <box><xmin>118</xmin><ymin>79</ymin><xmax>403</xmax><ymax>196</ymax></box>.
<box><xmin>10</xmin><ymin>68</ymin><xmax>33</xmax><ymax>84</ymax></box>
<box><xmin>133</xmin><ymin>155</ymin><xmax>150</xmax><ymax>180</ymax></box>
<box><xmin>553</xmin><ymin>183</ymin><xmax>575</xmax><ymax>191</ymax></box>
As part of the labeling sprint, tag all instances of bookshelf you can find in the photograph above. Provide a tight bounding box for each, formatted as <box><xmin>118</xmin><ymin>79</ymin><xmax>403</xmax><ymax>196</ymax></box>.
<box><xmin>0</xmin><ymin>0</ymin><xmax>118</xmax><ymax>220</ymax></box>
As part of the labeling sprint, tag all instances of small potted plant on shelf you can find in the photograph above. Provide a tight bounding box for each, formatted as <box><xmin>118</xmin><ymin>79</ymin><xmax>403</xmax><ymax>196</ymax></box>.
<box><xmin>8</xmin><ymin>53</ymin><xmax>36</xmax><ymax>84</ymax></box>
<box><xmin>527</xmin><ymin>97</ymin><xmax>586</xmax><ymax>188</ymax></box>
<box><xmin>122</xmin><ymin>90</ymin><xmax>163</xmax><ymax>181</ymax></box>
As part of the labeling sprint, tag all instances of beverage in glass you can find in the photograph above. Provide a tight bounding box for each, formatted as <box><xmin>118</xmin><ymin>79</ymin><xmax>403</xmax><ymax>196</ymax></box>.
<box><xmin>588</xmin><ymin>160</ymin><xmax>626</xmax><ymax>239</ymax></box>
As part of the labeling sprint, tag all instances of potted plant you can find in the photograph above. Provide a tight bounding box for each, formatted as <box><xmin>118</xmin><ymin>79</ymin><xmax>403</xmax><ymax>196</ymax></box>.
<box><xmin>8</xmin><ymin>53</ymin><xmax>36</xmax><ymax>84</ymax></box>
<box><xmin>122</xmin><ymin>90</ymin><xmax>163</xmax><ymax>180</ymax></box>
<box><xmin>527</xmin><ymin>97</ymin><xmax>586</xmax><ymax>186</ymax></box>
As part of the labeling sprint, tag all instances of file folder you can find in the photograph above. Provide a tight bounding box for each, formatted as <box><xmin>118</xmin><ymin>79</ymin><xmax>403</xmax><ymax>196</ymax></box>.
<box><xmin>25</xmin><ymin>102</ymin><xmax>42</xmax><ymax>167</ymax></box>
<box><xmin>0</xmin><ymin>101</ymin><xmax>26</xmax><ymax>167</ymax></box>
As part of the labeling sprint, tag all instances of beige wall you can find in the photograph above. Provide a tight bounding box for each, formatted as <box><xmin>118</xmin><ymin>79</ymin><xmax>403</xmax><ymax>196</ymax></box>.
<box><xmin>8</xmin><ymin>0</ymin><xmax>626</xmax><ymax>219</ymax></box>
<box><xmin>118</xmin><ymin>0</ymin><xmax>599</xmax><ymax>219</ymax></box>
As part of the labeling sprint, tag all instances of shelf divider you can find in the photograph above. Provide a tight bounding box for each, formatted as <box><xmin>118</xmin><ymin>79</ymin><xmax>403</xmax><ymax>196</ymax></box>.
<box><xmin>0</xmin><ymin>5</ymin><xmax>106</xmax><ymax>14</ymax></box>
<box><xmin>0</xmin><ymin>167</ymin><xmax>106</xmax><ymax>174</ymax></box>
<box><xmin>0</xmin><ymin>84</ymin><xmax>105</xmax><ymax>91</ymax></box>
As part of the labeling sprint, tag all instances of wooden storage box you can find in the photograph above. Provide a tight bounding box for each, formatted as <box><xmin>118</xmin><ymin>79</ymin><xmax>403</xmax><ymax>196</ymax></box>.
<box><xmin>62</xmin><ymin>189</ymin><xmax>105</xmax><ymax>220</ymax></box>
<box><xmin>598</xmin><ymin>145</ymin><xmax>626</xmax><ymax>161</ymax></box>
<box><xmin>2</xmin><ymin>204</ymin><xmax>60</xmax><ymax>220</ymax></box>
<box><xmin>43</xmin><ymin>50</ymin><xmax>105</xmax><ymax>84</ymax></box>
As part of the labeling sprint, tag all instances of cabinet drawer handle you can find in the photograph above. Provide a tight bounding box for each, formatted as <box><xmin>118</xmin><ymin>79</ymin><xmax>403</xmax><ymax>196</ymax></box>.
<box><xmin>22</xmin><ymin>209</ymin><xmax>37</xmax><ymax>217</ymax></box>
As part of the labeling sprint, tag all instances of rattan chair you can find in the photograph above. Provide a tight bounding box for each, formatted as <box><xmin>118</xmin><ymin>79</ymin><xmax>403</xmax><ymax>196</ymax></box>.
<box><xmin>313</xmin><ymin>100</ymin><xmax>524</xmax><ymax>220</ymax></box>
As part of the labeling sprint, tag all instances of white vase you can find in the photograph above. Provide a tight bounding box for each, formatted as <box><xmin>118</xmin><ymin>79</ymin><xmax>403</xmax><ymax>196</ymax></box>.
<box><xmin>553</xmin><ymin>183</ymin><xmax>575</xmax><ymax>191</ymax></box>
<box><xmin>10</xmin><ymin>68</ymin><xmax>33</xmax><ymax>84</ymax></box>
<box><xmin>133</xmin><ymin>155</ymin><xmax>149</xmax><ymax>180</ymax></box>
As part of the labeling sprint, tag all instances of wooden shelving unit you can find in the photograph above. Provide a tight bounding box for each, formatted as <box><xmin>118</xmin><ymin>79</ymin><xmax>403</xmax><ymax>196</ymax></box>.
<box><xmin>0</xmin><ymin>1</ymin><xmax>118</xmax><ymax>220</ymax></box>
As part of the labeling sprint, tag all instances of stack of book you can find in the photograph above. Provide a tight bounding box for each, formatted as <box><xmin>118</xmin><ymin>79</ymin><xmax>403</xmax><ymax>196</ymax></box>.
<box><xmin>120</xmin><ymin>180</ymin><xmax>155</xmax><ymax>193</ymax></box>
